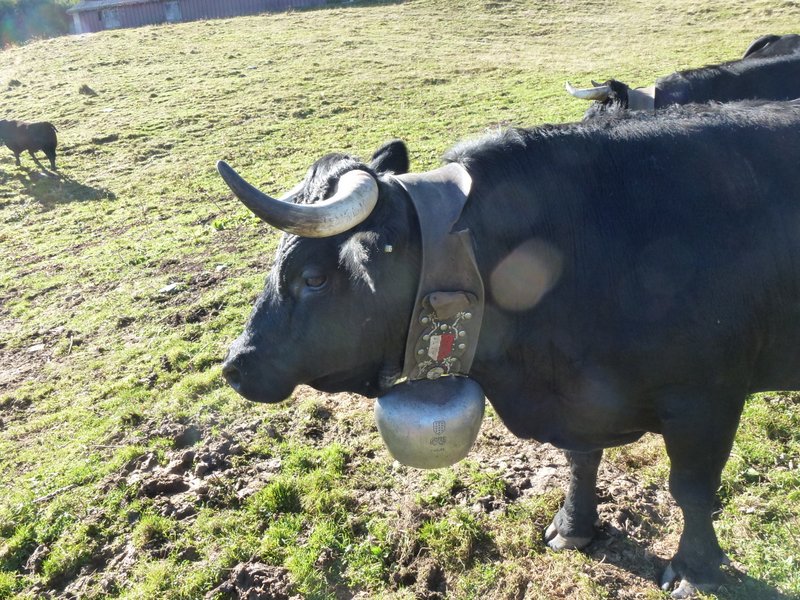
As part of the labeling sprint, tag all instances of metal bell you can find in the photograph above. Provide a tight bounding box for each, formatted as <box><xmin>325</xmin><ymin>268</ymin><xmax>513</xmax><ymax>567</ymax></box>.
<box><xmin>375</xmin><ymin>377</ymin><xmax>485</xmax><ymax>469</ymax></box>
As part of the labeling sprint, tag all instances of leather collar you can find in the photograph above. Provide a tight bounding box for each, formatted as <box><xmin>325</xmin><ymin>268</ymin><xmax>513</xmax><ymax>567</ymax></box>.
<box><xmin>392</xmin><ymin>163</ymin><xmax>484</xmax><ymax>381</ymax></box>
<box><xmin>628</xmin><ymin>85</ymin><xmax>656</xmax><ymax>111</ymax></box>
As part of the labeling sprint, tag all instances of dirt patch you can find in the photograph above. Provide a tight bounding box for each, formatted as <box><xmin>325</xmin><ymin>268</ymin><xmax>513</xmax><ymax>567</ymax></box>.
<box><xmin>206</xmin><ymin>563</ymin><xmax>302</xmax><ymax>600</ymax></box>
<box><xmin>109</xmin><ymin>421</ymin><xmax>280</xmax><ymax>520</ymax></box>
<box><xmin>0</xmin><ymin>323</ymin><xmax>77</xmax><ymax>396</ymax></box>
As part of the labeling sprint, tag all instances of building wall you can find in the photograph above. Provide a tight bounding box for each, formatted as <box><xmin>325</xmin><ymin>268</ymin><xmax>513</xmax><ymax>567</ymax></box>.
<box><xmin>75</xmin><ymin>11</ymin><xmax>104</xmax><ymax>33</ymax></box>
<box><xmin>181</xmin><ymin>0</ymin><xmax>322</xmax><ymax>21</ymax></box>
<box><xmin>117</xmin><ymin>2</ymin><xmax>167</xmax><ymax>28</ymax></box>
<box><xmin>74</xmin><ymin>0</ymin><xmax>330</xmax><ymax>33</ymax></box>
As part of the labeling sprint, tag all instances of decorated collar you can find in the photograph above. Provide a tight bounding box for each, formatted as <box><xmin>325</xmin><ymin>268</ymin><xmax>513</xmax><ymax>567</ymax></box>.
<box><xmin>392</xmin><ymin>163</ymin><xmax>484</xmax><ymax>381</ymax></box>
<box><xmin>628</xmin><ymin>85</ymin><xmax>656</xmax><ymax>111</ymax></box>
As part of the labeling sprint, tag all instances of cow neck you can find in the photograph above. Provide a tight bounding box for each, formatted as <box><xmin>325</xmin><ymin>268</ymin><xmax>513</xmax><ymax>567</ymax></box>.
<box><xmin>628</xmin><ymin>85</ymin><xmax>656</xmax><ymax>111</ymax></box>
<box><xmin>391</xmin><ymin>163</ymin><xmax>485</xmax><ymax>381</ymax></box>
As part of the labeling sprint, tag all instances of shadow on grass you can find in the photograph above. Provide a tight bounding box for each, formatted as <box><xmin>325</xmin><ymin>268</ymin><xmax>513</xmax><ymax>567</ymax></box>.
<box><xmin>0</xmin><ymin>168</ymin><xmax>116</xmax><ymax>207</ymax></box>
<box><xmin>710</xmin><ymin>568</ymin><xmax>796</xmax><ymax>600</ymax></box>
<box><xmin>586</xmin><ymin>533</ymin><xmax>794</xmax><ymax>600</ymax></box>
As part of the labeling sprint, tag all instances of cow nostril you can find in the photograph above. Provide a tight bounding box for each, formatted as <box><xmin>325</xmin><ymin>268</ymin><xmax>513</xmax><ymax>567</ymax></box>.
<box><xmin>222</xmin><ymin>363</ymin><xmax>242</xmax><ymax>390</ymax></box>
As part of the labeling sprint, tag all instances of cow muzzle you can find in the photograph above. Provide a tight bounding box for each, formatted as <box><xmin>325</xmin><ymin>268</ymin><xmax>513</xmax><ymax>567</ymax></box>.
<box><xmin>221</xmin><ymin>339</ymin><xmax>295</xmax><ymax>404</ymax></box>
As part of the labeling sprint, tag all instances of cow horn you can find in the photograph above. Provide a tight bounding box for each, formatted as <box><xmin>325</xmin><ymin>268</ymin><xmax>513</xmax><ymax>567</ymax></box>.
<box><xmin>565</xmin><ymin>81</ymin><xmax>611</xmax><ymax>101</ymax></box>
<box><xmin>217</xmin><ymin>161</ymin><xmax>379</xmax><ymax>237</ymax></box>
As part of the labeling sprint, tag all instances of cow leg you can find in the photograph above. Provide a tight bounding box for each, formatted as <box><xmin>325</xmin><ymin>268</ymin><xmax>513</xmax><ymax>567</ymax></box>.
<box><xmin>44</xmin><ymin>146</ymin><xmax>57</xmax><ymax>170</ymax></box>
<box><xmin>13</xmin><ymin>151</ymin><xmax>20</xmax><ymax>166</ymax></box>
<box><xmin>29</xmin><ymin>150</ymin><xmax>46</xmax><ymax>171</ymax></box>
<box><xmin>545</xmin><ymin>448</ymin><xmax>602</xmax><ymax>550</ymax></box>
<box><xmin>658</xmin><ymin>392</ymin><xmax>744</xmax><ymax>599</ymax></box>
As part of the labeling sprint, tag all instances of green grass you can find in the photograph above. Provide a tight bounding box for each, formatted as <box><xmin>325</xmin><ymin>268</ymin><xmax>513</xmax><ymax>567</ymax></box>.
<box><xmin>1</xmin><ymin>0</ymin><xmax>799</xmax><ymax>598</ymax></box>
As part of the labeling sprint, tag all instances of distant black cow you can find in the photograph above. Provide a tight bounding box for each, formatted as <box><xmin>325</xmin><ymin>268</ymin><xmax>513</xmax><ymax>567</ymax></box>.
<box><xmin>0</xmin><ymin>119</ymin><xmax>58</xmax><ymax>170</ymax></box>
<box><xmin>743</xmin><ymin>33</ymin><xmax>800</xmax><ymax>59</ymax></box>
<box><xmin>567</xmin><ymin>52</ymin><xmax>800</xmax><ymax>118</ymax></box>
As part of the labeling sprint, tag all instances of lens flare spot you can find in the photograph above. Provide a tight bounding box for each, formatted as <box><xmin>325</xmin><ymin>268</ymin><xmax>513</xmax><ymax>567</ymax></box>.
<box><xmin>490</xmin><ymin>239</ymin><xmax>563</xmax><ymax>311</ymax></box>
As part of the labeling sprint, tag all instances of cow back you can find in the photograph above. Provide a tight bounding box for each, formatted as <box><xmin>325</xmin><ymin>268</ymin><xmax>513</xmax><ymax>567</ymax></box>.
<box><xmin>656</xmin><ymin>54</ymin><xmax>800</xmax><ymax>106</ymax></box>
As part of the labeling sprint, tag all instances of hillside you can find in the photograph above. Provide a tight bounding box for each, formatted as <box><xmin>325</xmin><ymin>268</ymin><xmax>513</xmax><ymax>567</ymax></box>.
<box><xmin>1</xmin><ymin>0</ymin><xmax>800</xmax><ymax>598</ymax></box>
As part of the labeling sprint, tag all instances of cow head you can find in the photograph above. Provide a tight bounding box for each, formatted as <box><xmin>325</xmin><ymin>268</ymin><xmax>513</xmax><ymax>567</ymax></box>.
<box><xmin>219</xmin><ymin>140</ymin><xmax>422</xmax><ymax>403</ymax></box>
<box><xmin>565</xmin><ymin>79</ymin><xmax>632</xmax><ymax>119</ymax></box>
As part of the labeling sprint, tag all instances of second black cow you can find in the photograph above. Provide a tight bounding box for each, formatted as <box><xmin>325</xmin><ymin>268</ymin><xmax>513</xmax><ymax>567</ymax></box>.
<box><xmin>742</xmin><ymin>33</ymin><xmax>800</xmax><ymax>59</ymax></box>
<box><xmin>0</xmin><ymin>119</ymin><xmax>58</xmax><ymax>170</ymax></box>
<box><xmin>567</xmin><ymin>50</ymin><xmax>800</xmax><ymax>118</ymax></box>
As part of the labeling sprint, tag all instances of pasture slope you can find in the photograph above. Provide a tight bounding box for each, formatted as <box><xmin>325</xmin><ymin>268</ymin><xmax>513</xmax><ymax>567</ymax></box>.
<box><xmin>1</xmin><ymin>0</ymin><xmax>799</xmax><ymax>598</ymax></box>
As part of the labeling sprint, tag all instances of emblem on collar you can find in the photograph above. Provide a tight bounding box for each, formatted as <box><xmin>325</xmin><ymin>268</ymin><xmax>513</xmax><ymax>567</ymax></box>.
<box><xmin>410</xmin><ymin>291</ymin><xmax>478</xmax><ymax>380</ymax></box>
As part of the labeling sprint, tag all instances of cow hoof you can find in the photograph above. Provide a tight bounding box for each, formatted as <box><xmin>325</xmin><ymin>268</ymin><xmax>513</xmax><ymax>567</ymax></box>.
<box><xmin>544</xmin><ymin>521</ymin><xmax>592</xmax><ymax>550</ymax></box>
<box><xmin>660</xmin><ymin>560</ymin><xmax>728</xmax><ymax>599</ymax></box>
<box><xmin>670</xmin><ymin>581</ymin><xmax>698</xmax><ymax>599</ymax></box>
<box><xmin>660</xmin><ymin>565</ymin><xmax>696</xmax><ymax>598</ymax></box>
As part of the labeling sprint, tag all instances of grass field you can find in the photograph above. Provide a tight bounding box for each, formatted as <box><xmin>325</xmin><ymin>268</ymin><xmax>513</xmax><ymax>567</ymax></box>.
<box><xmin>1</xmin><ymin>0</ymin><xmax>800</xmax><ymax>598</ymax></box>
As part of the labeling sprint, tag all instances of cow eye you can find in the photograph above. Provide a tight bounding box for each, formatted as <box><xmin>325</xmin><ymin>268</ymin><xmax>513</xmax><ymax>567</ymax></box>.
<box><xmin>304</xmin><ymin>275</ymin><xmax>327</xmax><ymax>289</ymax></box>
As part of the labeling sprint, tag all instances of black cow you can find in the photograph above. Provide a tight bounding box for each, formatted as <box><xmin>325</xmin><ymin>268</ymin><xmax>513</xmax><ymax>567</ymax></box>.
<box><xmin>0</xmin><ymin>119</ymin><xmax>58</xmax><ymax>170</ymax></box>
<box><xmin>218</xmin><ymin>101</ymin><xmax>800</xmax><ymax>598</ymax></box>
<box><xmin>567</xmin><ymin>52</ymin><xmax>800</xmax><ymax>118</ymax></box>
<box><xmin>743</xmin><ymin>33</ymin><xmax>800</xmax><ymax>59</ymax></box>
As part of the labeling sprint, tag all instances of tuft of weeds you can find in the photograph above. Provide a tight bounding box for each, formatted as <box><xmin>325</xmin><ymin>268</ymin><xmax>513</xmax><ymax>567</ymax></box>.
<box><xmin>418</xmin><ymin>508</ymin><xmax>492</xmax><ymax>569</ymax></box>
<box><xmin>248</xmin><ymin>477</ymin><xmax>303</xmax><ymax>524</ymax></box>
<box><xmin>449</xmin><ymin>562</ymin><xmax>501</xmax><ymax>599</ymax></box>
<box><xmin>131</xmin><ymin>513</ymin><xmax>178</xmax><ymax>551</ymax></box>
<box><xmin>457</xmin><ymin>460</ymin><xmax>508</xmax><ymax>499</ymax></box>
<box><xmin>0</xmin><ymin>570</ymin><xmax>18</xmax><ymax>596</ymax></box>
<box><xmin>416</xmin><ymin>468</ymin><xmax>465</xmax><ymax>507</ymax></box>
<box><xmin>259</xmin><ymin>514</ymin><xmax>305</xmax><ymax>564</ymax></box>
<box><xmin>492</xmin><ymin>490</ymin><xmax>562</xmax><ymax>559</ymax></box>
<box><xmin>41</xmin><ymin>522</ymin><xmax>104</xmax><ymax>586</ymax></box>
<box><xmin>128</xmin><ymin>558</ymin><xmax>183</xmax><ymax>599</ymax></box>
<box><xmin>342</xmin><ymin>517</ymin><xmax>391</xmax><ymax>591</ymax></box>
<box><xmin>0</xmin><ymin>523</ymin><xmax>37</xmax><ymax>573</ymax></box>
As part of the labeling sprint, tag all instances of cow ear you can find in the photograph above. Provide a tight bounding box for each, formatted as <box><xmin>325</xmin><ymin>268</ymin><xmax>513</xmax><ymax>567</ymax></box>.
<box><xmin>340</xmin><ymin>231</ymin><xmax>383</xmax><ymax>292</ymax></box>
<box><xmin>607</xmin><ymin>79</ymin><xmax>630</xmax><ymax>95</ymax></box>
<box><xmin>370</xmin><ymin>139</ymin><xmax>409</xmax><ymax>175</ymax></box>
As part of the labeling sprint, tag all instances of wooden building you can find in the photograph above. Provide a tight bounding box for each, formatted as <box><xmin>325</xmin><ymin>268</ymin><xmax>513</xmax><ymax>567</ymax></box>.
<box><xmin>67</xmin><ymin>0</ymin><xmax>332</xmax><ymax>33</ymax></box>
